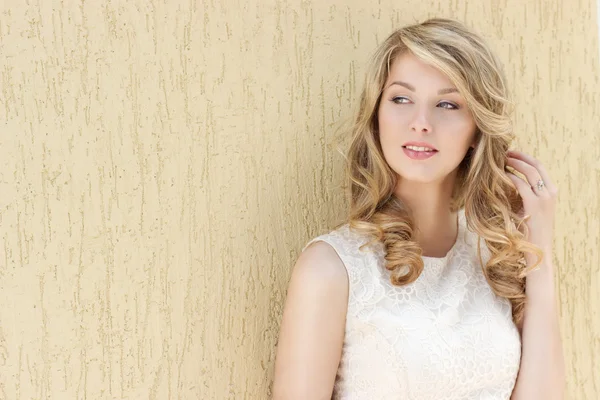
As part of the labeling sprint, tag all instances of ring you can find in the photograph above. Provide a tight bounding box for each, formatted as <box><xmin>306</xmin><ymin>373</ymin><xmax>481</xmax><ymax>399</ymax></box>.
<box><xmin>534</xmin><ymin>179</ymin><xmax>545</xmax><ymax>191</ymax></box>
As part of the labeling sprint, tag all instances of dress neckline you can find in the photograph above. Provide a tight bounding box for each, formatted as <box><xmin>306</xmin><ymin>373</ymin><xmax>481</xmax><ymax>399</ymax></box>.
<box><xmin>421</xmin><ymin>208</ymin><xmax>465</xmax><ymax>263</ymax></box>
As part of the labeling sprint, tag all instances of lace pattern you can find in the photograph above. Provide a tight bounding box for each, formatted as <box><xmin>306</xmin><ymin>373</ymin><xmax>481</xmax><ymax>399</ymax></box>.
<box><xmin>302</xmin><ymin>209</ymin><xmax>521</xmax><ymax>399</ymax></box>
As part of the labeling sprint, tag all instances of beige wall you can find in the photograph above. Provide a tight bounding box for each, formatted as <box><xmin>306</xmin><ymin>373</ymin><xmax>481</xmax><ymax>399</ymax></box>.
<box><xmin>0</xmin><ymin>1</ymin><xmax>598</xmax><ymax>399</ymax></box>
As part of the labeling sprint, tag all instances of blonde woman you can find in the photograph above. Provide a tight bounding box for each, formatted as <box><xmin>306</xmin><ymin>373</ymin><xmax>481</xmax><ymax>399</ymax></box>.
<box><xmin>272</xmin><ymin>18</ymin><xmax>565</xmax><ymax>399</ymax></box>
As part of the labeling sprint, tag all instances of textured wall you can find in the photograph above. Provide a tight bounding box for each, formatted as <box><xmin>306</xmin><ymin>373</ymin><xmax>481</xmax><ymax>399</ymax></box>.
<box><xmin>0</xmin><ymin>0</ymin><xmax>598</xmax><ymax>399</ymax></box>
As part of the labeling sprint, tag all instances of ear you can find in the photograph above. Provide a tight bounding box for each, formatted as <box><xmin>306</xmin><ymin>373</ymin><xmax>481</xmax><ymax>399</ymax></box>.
<box><xmin>470</xmin><ymin>136</ymin><xmax>480</xmax><ymax>149</ymax></box>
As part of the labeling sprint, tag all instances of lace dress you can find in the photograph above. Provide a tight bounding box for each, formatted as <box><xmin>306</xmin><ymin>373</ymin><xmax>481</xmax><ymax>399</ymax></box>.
<box><xmin>302</xmin><ymin>208</ymin><xmax>521</xmax><ymax>399</ymax></box>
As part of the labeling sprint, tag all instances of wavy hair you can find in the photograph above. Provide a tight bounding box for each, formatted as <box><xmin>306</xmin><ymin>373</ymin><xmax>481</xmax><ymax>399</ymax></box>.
<box><xmin>342</xmin><ymin>18</ymin><xmax>544</xmax><ymax>326</ymax></box>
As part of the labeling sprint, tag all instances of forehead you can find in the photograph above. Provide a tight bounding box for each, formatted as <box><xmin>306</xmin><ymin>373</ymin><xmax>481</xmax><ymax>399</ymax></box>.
<box><xmin>386</xmin><ymin>52</ymin><xmax>455</xmax><ymax>89</ymax></box>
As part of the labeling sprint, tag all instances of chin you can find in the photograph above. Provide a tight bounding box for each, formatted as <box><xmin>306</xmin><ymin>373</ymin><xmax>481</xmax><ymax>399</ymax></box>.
<box><xmin>392</xmin><ymin>161</ymin><xmax>460</xmax><ymax>186</ymax></box>
<box><xmin>397</xmin><ymin>173</ymin><xmax>443</xmax><ymax>185</ymax></box>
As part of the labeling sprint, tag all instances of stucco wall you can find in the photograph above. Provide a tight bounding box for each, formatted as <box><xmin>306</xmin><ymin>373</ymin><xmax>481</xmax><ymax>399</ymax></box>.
<box><xmin>0</xmin><ymin>0</ymin><xmax>598</xmax><ymax>399</ymax></box>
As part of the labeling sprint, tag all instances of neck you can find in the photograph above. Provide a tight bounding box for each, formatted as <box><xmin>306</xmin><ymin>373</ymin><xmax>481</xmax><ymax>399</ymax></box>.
<box><xmin>394</xmin><ymin>174</ymin><xmax>459</xmax><ymax>257</ymax></box>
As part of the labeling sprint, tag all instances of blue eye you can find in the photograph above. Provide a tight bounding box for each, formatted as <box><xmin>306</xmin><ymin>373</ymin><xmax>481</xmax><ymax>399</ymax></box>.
<box><xmin>438</xmin><ymin>101</ymin><xmax>459</xmax><ymax>110</ymax></box>
<box><xmin>392</xmin><ymin>96</ymin><xmax>410</xmax><ymax>104</ymax></box>
<box><xmin>391</xmin><ymin>97</ymin><xmax>459</xmax><ymax>110</ymax></box>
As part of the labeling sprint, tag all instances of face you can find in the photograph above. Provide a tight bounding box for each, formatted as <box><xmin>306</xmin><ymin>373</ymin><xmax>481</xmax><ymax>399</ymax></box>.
<box><xmin>377</xmin><ymin>51</ymin><xmax>477</xmax><ymax>187</ymax></box>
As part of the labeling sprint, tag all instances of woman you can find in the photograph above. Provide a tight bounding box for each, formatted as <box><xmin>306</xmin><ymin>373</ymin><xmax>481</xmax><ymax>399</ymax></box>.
<box><xmin>272</xmin><ymin>18</ymin><xmax>565</xmax><ymax>399</ymax></box>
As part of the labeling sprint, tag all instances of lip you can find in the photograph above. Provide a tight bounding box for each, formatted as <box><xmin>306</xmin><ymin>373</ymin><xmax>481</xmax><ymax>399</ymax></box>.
<box><xmin>403</xmin><ymin>147</ymin><xmax>438</xmax><ymax>160</ymax></box>
<box><xmin>402</xmin><ymin>141</ymin><xmax>438</xmax><ymax>151</ymax></box>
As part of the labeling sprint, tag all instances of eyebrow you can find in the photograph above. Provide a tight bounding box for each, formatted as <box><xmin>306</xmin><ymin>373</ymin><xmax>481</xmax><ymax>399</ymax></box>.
<box><xmin>388</xmin><ymin>81</ymin><xmax>459</xmax><ymax>95</ymax></box>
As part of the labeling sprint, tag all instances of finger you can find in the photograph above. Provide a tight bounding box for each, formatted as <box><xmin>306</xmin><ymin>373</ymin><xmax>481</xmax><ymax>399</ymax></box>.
<box><xmin>506</xmin><ymin>170</ymin><xmax>535</xmax><ymax>200</ymax></box>
<box><xmin>506</xmin><ymin>157</ymin><xmax>547</xmax><ymax>196</ymax></box>
<box><xmin>506</xmin><ymin>150</ymin><xmax>556</xmax><ymax>192</ymax></box>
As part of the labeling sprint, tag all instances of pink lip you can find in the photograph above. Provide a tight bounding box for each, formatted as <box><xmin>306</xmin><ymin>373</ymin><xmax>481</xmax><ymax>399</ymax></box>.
<box><xmin>402</xmin><ymin>147</ymin><xmax>438</xmax><ymax>160</ymax></box>
<box><xmin>402</xmin><ymin>141</ymin><xmax>438</xmax><ymax>151</ymax></box>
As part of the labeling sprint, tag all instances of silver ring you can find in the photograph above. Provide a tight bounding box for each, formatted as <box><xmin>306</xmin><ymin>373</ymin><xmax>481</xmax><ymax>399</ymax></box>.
<box><xmin>535</xmin><ymin>179</ymin><xmax>545</xmax><ymax>191</ymax></box>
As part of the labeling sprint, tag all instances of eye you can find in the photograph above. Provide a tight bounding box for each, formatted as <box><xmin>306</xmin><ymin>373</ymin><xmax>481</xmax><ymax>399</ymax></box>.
<box><xmin>392</xmin><ymin>96</ymin><xmax>411</xmax><ymax>104</ymax></box>
<box><xmin>438</xmin><ymin>101</ymin><xmax>459</xmax><ymax>110</ymax></box>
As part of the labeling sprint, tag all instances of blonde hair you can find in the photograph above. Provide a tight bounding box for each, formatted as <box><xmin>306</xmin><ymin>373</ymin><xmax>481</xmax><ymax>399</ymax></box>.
<box><xmin>342</xmin><ymin>18</ymin><xmax>543</xmax><ymax>325</ymax></box>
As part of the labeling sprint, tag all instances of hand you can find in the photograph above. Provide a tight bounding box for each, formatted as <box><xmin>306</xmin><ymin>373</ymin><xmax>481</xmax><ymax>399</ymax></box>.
<box><xmin>505</xmin><ymin>149</ymin><xmax>559</xmax><ymax>254</ymax></box>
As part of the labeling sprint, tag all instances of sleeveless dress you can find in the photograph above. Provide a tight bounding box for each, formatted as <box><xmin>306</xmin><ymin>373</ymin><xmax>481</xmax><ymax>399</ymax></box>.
<box><xmin>301</xmin><ymin>208</ymin><xmax>522</xmax><ymax>399</ymax></box>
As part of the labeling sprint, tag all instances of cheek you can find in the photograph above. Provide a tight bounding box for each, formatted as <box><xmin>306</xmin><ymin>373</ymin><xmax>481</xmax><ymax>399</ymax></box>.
<box><xmin>378</xmin><ymin>103</ymin><xmax>411</xmax><ymax>136</ymax></box>
<box><xmin>436</xmin><ymin>112</ymin><xmax>477</xmax><ymax>142</ymax></box>
<box><xmin>377</xmin><ymin>112</ymin><xmax>402</xmax><ymax>151</ymax></box>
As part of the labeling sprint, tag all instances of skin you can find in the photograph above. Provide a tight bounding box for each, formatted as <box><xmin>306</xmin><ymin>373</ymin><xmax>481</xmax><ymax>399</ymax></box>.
<box><xmin>505</xmin><ymin>150</ymin><xmax>565</xmax><ymax>399</ymax></box>
<box><xmin>272</xmin><ymin>52</ymin><xmax>565</xmax><ymax>398</ymax></box>
<box><xmin>272</xmin><ymin>52</ymin><xmax>477</xmax><ymax>398</ymax></box>
<box><xmin>377</xmin><ymin>51</ymin><xmax>477</xmax><ymax>256</ymax></box>
<box><xmin>271</xmin><ymin>240</ymin><xmax>348</xmax><ymax>399</ymax></box>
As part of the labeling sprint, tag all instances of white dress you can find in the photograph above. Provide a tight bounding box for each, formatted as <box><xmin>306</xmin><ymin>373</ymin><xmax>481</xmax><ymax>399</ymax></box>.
<box><xmin>302</xmin><ymin>208</ymin><xmax>522</xmax><ymax>399</ymax></box>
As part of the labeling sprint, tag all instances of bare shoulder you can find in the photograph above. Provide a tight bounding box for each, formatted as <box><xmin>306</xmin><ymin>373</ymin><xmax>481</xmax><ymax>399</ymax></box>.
<box><xmin>272</xmin><ymin>240</ymin><xmax>349</xmax><ymax>399</ymax></box>
<box><xmin>295</xmin><ymin>239</ymin><xmax>350</xmax><ymax>282</ymax></box>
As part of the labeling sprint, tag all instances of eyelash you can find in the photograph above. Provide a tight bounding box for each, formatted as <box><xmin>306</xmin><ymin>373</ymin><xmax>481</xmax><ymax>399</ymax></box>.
<box><xmin>391</xmin><ymin>96</ymin><xmax>459</xmax><ymax>110</ymax></box>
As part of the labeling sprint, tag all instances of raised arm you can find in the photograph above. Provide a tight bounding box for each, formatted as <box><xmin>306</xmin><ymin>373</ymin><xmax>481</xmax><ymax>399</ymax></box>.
<box><xmin>272</xmin><ymin>241</ymin><xmax>349</xmax><ymax>400</ymax></box>
<box><xmin>505</xmin><ymin>149</ymin><xmax>565</xmax><ymax>399</ymax></box>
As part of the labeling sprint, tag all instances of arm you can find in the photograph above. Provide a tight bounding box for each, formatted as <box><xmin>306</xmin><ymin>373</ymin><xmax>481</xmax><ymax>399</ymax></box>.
<box><xmin>510</xmin><ymin>251</ymin><xmax>565</xmax><ymax>400</ymax></box>
<box><xmin>505</xmin><ymin>149</ymin><xmax>566</xmax><ymax>399</ymax></box>
<box><xmin>272</xmin><ymin>241</ymin><xmax>349</xmax><ymax>400</ymax></box>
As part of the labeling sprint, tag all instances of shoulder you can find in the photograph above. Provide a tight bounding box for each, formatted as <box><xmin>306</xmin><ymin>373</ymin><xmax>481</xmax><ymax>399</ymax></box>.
<box><xmin>301</xmin><ymin>223</ymin><xmax>378</xmax><ymax>257</ymax></box>
<box><xmin>272</xmin><ymin>235</ymin><xmax>350</xmax><ymax>398</ymax></box>
<box><xmin>297</xmin><ymin>237</ymin><xmax>350</xmax><ymax>285</ymax></box>
<box><xmin>291</xmin><ymin>222</ymin><xmax>364</xmax><ymax>299</ymax></box>
<box><xmin>297</xmin><ymin>223</ymin><xmax>382</xmax><ymax>296</ymax></box>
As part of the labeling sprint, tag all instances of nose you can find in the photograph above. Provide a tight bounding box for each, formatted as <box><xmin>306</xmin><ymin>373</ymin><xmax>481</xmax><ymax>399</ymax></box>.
<box><xmin>409</xmin><ymin>107</ymin><xmax>433</xmax><ymax>134</ymax></box>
